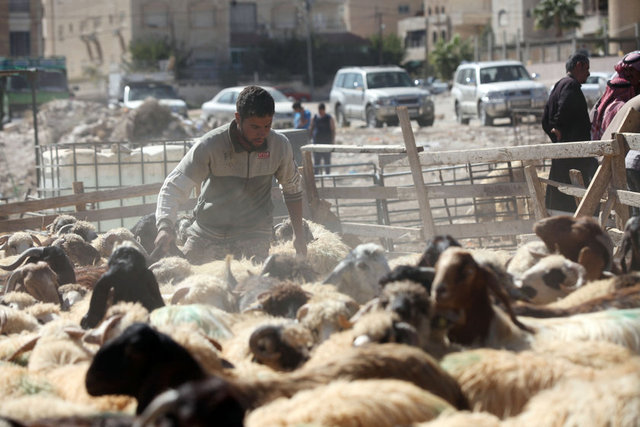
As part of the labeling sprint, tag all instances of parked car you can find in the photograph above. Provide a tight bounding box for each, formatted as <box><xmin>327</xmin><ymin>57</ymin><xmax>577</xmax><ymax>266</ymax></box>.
<box><xmin>274</xmin><ymin>85</ymin><xmax>311</xmax><ymax>102</ymax></box>
<box><xmin>451</xmin><ymin>60</ymin><xmax>548</xmax><ymax>126</ymax></box>
<box><xmin>581</xmin><ymin>71</ymin><xmax>612</xmax><ymax>108</ymax></box>
<box><xmin>200</xmin><ymin>86</ymin><xmax>295</xmax><ymax>129</ymax></box>
<box><xmin>122</xmin><ymin>81</ymin><xmax>188</xmax><ymax>117</ymax></box>
<box><xmin>415</xmin><ymin>77</ymin><xmax>449</xmax><ymax>94</ymax></box>
<box><xmin>329</xmin><ymin>65</ymin><xmax>435</xmax><ymax>128</ymax></box>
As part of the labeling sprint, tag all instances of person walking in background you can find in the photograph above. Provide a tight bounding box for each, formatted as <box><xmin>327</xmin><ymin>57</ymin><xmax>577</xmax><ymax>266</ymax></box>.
<box><xmin>309</xmin><ymin>103</ymin><xmax>336</xmax><ymax>175</ymax></box>
<box><xmin>292</xmin><ymin>101</ymin><xmax>311</xmax><ymax>129</ymax></box>
<box><xmin>542</xmin><ymin>52</ymin><xmax>598</xmax><ymax>214</ymax></box>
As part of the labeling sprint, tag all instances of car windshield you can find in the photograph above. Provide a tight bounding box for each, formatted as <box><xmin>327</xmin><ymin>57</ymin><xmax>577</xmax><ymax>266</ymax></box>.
<box><xmin>479</xmin><ymin>65</ymin><xmax>532</xmax><ymax>84</ymax></box>
<box><xmin>367</xmin><ymin>71</ymin><xmax>414</xmax><ymax>89</ymax></box>
<box><xmin>129</xmin><ymin>85</ymin><xmax>179</xmax><ymax>101</ymax></box>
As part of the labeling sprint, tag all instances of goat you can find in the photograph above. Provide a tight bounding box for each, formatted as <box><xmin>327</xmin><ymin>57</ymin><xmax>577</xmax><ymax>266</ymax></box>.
<box><xmin>80</xmin><ymin>244</ymin><xmax>164</xmax><ymax>329</ymax></box>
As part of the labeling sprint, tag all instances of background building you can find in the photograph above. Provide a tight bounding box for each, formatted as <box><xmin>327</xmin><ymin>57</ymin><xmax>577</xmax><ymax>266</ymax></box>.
<box><xmin>0</xmin><ymin>0</ymin><xmax>44</xmax><ymax>57</ymax></box>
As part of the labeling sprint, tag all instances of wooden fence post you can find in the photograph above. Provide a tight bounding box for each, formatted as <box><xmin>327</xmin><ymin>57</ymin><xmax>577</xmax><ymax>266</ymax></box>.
<box><xmin>611</xmin><ymin>134</ymin><xmax>630</xmax><ymax>229</ymax></box>
<box><xmin>72</xmin><ymin>181</ymin><xmax>86</xmax><ymax>212</ymax></box>
<box><xmin>397</xmin><ymin>106</ymin><xmax>434</xmax><ymax>239</ymax></box>
<box><xmin>524</xmin><ymin>164</ymin><xmax>548</xmax><ymax>219</ymax></box>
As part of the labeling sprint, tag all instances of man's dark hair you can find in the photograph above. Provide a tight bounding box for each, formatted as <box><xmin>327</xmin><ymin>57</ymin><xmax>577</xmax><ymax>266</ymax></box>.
<box><xmin>318</xmin><ymin>102</ymin><xmax>326</xmax><ymax>110</ymax></box>
<box><xmin>236</xmin><ymin>86</ymin><xmax>275</xmax><ymax>119</ymax></box>
<box><xmin>566</xmin><ymin>52</ymin><xmax>589</xmax><ymax>72</ymax></box>
<box><xmin>292</xmin><ymin>101</ymin><xmax>302</xmax><ymax>110</ymax></box>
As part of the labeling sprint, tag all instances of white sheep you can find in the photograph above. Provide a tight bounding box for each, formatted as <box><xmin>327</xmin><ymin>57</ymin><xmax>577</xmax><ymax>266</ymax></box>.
<box><xmin>0</xmin><ymin>232</ymin><xmax>42</xmax><ymax>258</ymax></box>
<box><xmin>244</xmin><ymin>379</ymin><xmax>455</xmax><ymax>427</ymax></box>
<box><xmin>92</xmin><ymin>227</ymin><xmax>149</xmax><ymax>259</ymax></box>
<box><xmin>148</xmin><ymin>255</ymin><xmax>193</xmax><ymax>286</ymax></box>
<box><xmin>514</xmin><ymin>254</ymin><xmax>587</xmax><ymax>304</ymax></box>
<box><xmin>506</xmin><ymin>240</ymin><xmax>550</xmax><ymax>278</ymax></box>
<box><xmin>505</xmin><ymin>358</ymin><xmax>640</xmax><ymax>427</ymax></box>
<box><xmin>0</xmin><ymin>305</ymin><xmax>41</xmax><ymax>335</ymax></box>
<box><xmin>170</xmin><ymin>274</ymin><xmax>237</xmax><ymax>312</ymax></box>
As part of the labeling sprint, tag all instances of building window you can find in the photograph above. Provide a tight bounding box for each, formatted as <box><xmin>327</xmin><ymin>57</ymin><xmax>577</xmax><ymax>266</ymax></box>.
<box><xmin>230</xmin><ymin>3</ymin><xmax>257</xmax><ymax>34</ymax></box>
<box><xmin>427</xmin><ymin>7</ymin><xmax>431</xmax><ymax>15</ymax></box>
<box><xmin>94</xmin><ymin>17</ymin><xmax>102</xmax><ymax>30</ymax></box>
<box><xmin>68</xmin><ymin>23</ymin><xmax>73</xmax><ymax>33</ymax></box>
<box><xmin>9</xmin><ymin>0</ymin><xmax>29</xmax><ymax>13</ymax></box>
<box><xmin>498</xmin><ymin>10</ymin><xmax>508</xmax><ymax>27</ymax></box>
<box><xmin>190</xmin><ymin>1</ymin><xmax>216</xmax><ymax>28</ymax></box>
<box><xmin>10</xmin><ymin>32</ymin><xmax>30</xmax><ymax>56</ymax></box>
<box><xmin>58</xmin><ymin>25</ymin><xmax>64</xmax><ymax>40</ymax></box>
<box><xmin>143</xmin><ymin>2</ymin><xmax>168</xmax><ymax>28</ymax></box>
<box><xmin>441</xmin><ymin>6</ymin><xmax>445</xmax><ymax>13</ymax></box>
<box><xmin>432</xmin><ymin>31</ymin><xmax>437</xmax><ymax>43</ymax></box>
<box><xmin>398</xmin><ymin>5</ymin><xmax>410</xmax><ymax>14</ymax></box>
<box><xmin>441</xmin><ymin>30</ymin><xmax>446</xmax><ymax>40</ymax></box>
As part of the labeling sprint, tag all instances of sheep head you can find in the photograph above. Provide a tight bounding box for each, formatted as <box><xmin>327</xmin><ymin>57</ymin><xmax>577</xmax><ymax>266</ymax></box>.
<box><xmin>417</xmin><ymin>235</ymin><xmax>461</xmax><ymax>267</ymax></box>
<box><xmin>5</xmin><ymin>261</ymin><xmax>62</xmax><ymax>306</ymax></box>
<box><xmin>619</xmin><ymin>216</ymin><xmax>640</xmax><ymax>273</ymax></box>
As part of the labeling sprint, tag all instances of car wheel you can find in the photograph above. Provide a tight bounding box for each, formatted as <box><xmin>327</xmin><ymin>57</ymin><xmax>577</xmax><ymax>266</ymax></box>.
<box><xmin>455</xmin><ymin>102</ymin><xmax>469</xmax><ymax>125</ymax></box>
<box><xmin>336</xmin><ymin>105</ymin><xmax>350</xmax><ymax>128</ymax></box>
<box><xmin>386</xmin><ymin>117</ymin><xmax>399</xmax><ymax>127</ymax></box>
<box><xmin>366</xmin><ymin>106</ymin><xmax>382</xmax><ymax>128</ymax></box>
<box><xmin>479</xmin><ymin>103</ymin><xmax>493</xmax><ymax>126</ymax></box>
<box><xmin>417</xmin><ymin>116</ymin><xmax>434</xmax><ymax>127</ymax></box>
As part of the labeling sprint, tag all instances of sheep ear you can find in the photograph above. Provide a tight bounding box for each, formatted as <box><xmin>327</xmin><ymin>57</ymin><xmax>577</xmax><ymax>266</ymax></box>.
<box><xmin>296</xmin><ymin>304</ymin><xmax>309</xmax><ymax>321</ymax></box>
<box><xmin>7</xmin><ymin>335</ymin><xmax>40</xmax><ymax>362</ymax></box>
<box><xmin>337</xmin><ymin>314</ymin><xmax>353</xmax><ymax>330</ymax></box>
<box><xmin>0</xmin><ymin>235</ymin><xmax>9</xmax><ymax>249</ymax></box>
<box><xmin>64</xmin><ymin>326</ymin><xmax>86</xmax><ymax>340</ymax></box>
<box><xmin>170</xmin><ymin>287</ymin><xmax>190</xmax><ymax>305</ymax></box>
<box><xmin>482</xmin><ymin>266</ymin><xmax>534</xmax><ymax>333</ymax></box>
<box><xmin>30</xmin><ymin>234</ymin><xmax>42</xmax><ymax>246</ymax></box>
<box><xmin>84</xmin><ymin>313</ymin><xmax>125</xmax><ymax>345</ymax></box>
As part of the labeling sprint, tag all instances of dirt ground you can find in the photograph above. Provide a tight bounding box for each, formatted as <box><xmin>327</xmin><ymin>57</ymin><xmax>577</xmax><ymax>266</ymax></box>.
<box><xmin>0</xmin><ymin>93</ymin><xmax>548</xmax><ymax>207</ymax></box>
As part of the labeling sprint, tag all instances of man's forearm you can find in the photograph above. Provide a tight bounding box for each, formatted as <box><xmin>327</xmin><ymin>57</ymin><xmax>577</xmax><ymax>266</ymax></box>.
<box><xmin>285</xmin><ymin>198</ymin><xmax>305</xmax><ymax>238</ymax></box>
<box><xmin>156</xmin><ymin>169</ymin><xmax>197</xmax><ymax>228</ymax></box>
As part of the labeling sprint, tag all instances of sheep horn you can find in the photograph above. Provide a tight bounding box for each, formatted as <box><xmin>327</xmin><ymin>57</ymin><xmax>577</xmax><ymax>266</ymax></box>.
<box><xmin>0</xmin><ymin>247</ymin><xmax>45</xmax><ymax>271</ymax></box>
<box><xmin>133</xmin><ymin>388</ymin><xmax>181</xmax><ymax>427</ymax></box>
<box><xmin>0</xmin><ymin>236</ymin><xmax>8</xmax><ymax>251</ymax></box>
<box><xmin>57</xmin><ymin>223</ymin><xmax>75</xmax><ymax>235</ymax></box>
<box><xmin>260</xmin><ymin>254</ymin><xmax>277</xmax><ymax>276</ymax></box>
<box><xmin>4</xmin><ymin>269</ymin><xmax>25</xmax><ymax>295</ymax></box>
<box><xmin>224</xmin><ymin>254</ymin><xmax>238</xmax><ymax>290</ymax></box>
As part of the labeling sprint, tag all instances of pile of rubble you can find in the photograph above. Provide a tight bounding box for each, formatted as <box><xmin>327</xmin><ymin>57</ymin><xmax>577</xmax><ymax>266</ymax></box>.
<box><xmin>0</xmin><ymin>98</ymin><xmax>199</xmax><ymax>201</ymax></box>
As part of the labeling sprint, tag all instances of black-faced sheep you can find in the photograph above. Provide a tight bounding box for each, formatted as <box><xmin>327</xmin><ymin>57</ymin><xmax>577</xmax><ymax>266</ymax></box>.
<box><xmin>1</xmin><ymin>246</ymin><xmax>76</xmax><ymax>286</ymax></box>
<box><xmin>80</xmin><ymin>244</ymin><xmax>164</xmax><ymax>329</ymax></box>
<box><xmin>130</xmin><ymin>213</ymin><xmax>186</xmax><ymax>261</ymax></box>
<box><xmin>85</xmin><ymin>322</ymin><xmax>208</xmax><ymax>414</ymax></box>
<box><xmin>322</xmin><ymin>242</ymin><xmax>390</xmax><ymax>304</ymax></box>
<box><xmin>533</xmin><ymin>215</ymin><xmax>614</xmax><ymax>280</ymax></box>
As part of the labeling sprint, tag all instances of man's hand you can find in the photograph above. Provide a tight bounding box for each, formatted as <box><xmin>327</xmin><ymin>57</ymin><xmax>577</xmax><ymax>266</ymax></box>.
<box><xmin>154</xmin><ymin>229</ymin><xmax>176</xmax><ymax>257</ymax></box>
<box><xmin>551</xmin><ymin>128</ymin><xmax>562</xmax><ymax>141</ymax></box>
<box><xmin>293</xmin><ymin>235</ymin><xmax>307</xmax><ymax>258</ymax></box>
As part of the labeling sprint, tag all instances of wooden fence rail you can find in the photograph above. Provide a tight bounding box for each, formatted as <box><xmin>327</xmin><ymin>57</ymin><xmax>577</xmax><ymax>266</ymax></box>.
<box><xmin>301</xmin><ymin>107</ymin><xmax>640</xmax><ymax>245</ymax></box>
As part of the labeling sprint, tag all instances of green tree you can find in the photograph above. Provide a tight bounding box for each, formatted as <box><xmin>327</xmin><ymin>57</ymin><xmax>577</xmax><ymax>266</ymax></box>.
<box><xmin>429</xmin><ymin>34</ymin><xmax>473</xmax><ymax>81</ymax></box>
<box><xmin>127</xmin><ymin>36</ymin><xmax>191</xmax><ymax>76</ymax></box>
<box><xmin>533</xmin><ymin>0</ymin><xmax>584</xmax><ymax>38</ymax></box>
<box><xmin>369</xmin><ymin>33</ymin><xmax>405</xmax><ymax>65</ymax></box>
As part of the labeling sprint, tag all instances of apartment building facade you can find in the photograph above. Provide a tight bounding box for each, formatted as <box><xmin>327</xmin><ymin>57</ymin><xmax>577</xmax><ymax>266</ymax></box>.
<box><xmin>0</xmin><ymin>0</ymin><xmax>44</xmax><ymax>57</ymax></box>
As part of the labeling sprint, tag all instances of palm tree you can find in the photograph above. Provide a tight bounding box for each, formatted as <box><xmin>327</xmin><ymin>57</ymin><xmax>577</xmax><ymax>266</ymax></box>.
<box><xmin>533</xmin><ymin>0</ymin><xmax>584</xmax><ymax>38</ymax></box>
<box><xmin>430</xmin><ymin>35</ymin><xmax>473</xmax><ymax>81</ymax></box>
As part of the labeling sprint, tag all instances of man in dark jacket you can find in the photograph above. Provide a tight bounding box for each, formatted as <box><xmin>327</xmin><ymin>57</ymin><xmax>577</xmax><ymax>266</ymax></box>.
<box><xmin>542</xmin><ymin>52</ymin><xmax>598</xmax><ymax>213</ymax></box>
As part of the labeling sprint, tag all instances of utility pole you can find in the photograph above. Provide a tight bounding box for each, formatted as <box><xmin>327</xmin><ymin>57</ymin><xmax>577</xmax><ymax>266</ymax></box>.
<box><xmin>304</xmin><ymin>0</ymin><xmax>315</xmax><ymax>101</ymax></box>
<box><xmin>376</xmin><ymin>9</ymin><xmax>384</xmax><ymax>64</ymax></box>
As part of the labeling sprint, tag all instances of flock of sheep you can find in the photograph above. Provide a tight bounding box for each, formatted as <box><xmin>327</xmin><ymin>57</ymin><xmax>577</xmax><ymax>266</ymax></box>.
<box><xmin>0</xmin><ymin>211</ymin><xmax>639</xmax><ymax>426</ymax></box>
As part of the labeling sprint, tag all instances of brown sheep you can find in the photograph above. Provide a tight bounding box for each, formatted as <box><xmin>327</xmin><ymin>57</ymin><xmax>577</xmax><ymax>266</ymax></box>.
<box><xmin>533</xmin><ymin>215</ymin><xmax>614</xmax><ymax>281</ymax></box>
